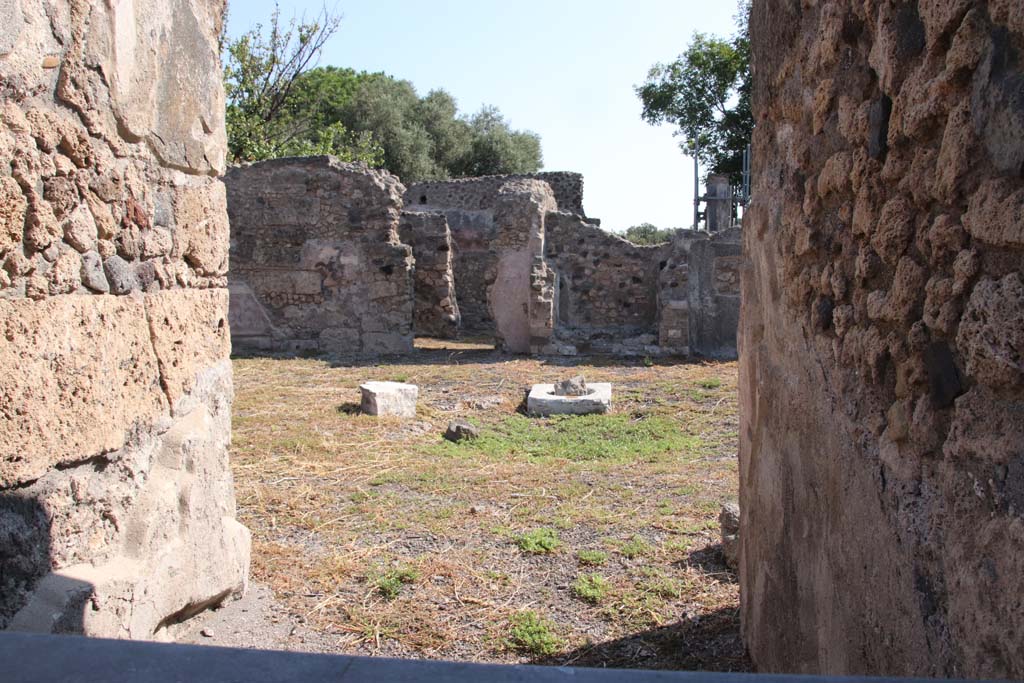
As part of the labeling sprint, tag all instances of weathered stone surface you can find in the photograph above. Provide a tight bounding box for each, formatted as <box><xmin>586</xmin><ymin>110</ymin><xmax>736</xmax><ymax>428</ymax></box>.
<box><xmin>0</xmin><ymin>296</ymin><xmax>167</xmax><ymax>487</ymax></box>
<box><xmin>360</xmin><ymin>381</ymin><xmax>419</xmax><ymax>418</ymax></box>
<box><xmin>719</xmin><ymin>502</ymin><xmax>739</xmax><ymax>570</ymax></box>
<box><xmin>443</xmin><ymin>420</ymin><xmax>480</xmax><ymax>443</ymax></box>
<box><xmin>553</xmin><ymin>375</ymin><xmax>588</xmax><ymax>396</ymax></box>
<box><xmin>145</xmin><ymin>289</ymin><xmax>231</xmax><ymax>408</ymax></box>
<box><xmin>225</xmin><ymin>157</ymin><xmax>414</xmax><ymax>356</ymax></box>
<box><xmin>401</xmin><ymin>174</ymin><xmax>741</xmax><ymax>358</ymax></box>
<box><xmin>527</xmin><ymin>383</ymin><xmax>611</xmax><ymax>416</ymax></box>
<box><xmin>742</xmin><ymin>1</ymin><xmax>1024</xmax><ymax>678</ymax></box>
<box><xmin>2</xmin><ymin>362</ymin><xmax>250</xmax><ymax>639</ymax></box>
<box><xmin>399</xmin><ymin>211</ymin><xmax>461</xmax><ymax>339</ymax></box>
<box><xmin>489</xmin><ymin>180</ymin><xmax>558</xmax><ymax>353</ymax></box>
<box><xmin>0</xmin><ymin>0</ymin><xmax>248</xmax><ymax>641</ymax></box>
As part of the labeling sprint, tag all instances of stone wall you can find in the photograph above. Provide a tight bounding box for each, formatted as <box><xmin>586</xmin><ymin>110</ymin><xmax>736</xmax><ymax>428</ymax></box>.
<box><xmin>741</xmin><ymin>0</ymin><xmax>1024</xmax><ymax>678</ymax></box>
<box><xmin>404</xmin><ymin>173</ymin><xmax>740</xmax><ymax>357</ymax></box>
<box><xmin>1</xmin><ymin>0</ymin><xmax>249</xmax><ymax>638</ymax></box>
<box><xmin>658</xmin><ymin>228</ymin><xmax>741</xmax><ymax>357</ymax></box>
<box><xmin>398</xmin><ymin>211</ymin><xmax>460</xmax><ymax>338</ymax></box>
<box><xmin>406</xmin><ymin>172</ymin><xmax>586</xmax><ymax>217</ymax></box>
<box><xmin>489</xmin><ymin>180</ymin><xmax>558</xmax><ymax>353</ymax></box>
<box><xmin>546</xmin><ymin>212</ymin><xmax>671</xmax><ymax>334</ymax></box>
<box><xmin>225</xmin><ymin>157</ymin><xmax>414</xmax><ymax>356</ymax></box>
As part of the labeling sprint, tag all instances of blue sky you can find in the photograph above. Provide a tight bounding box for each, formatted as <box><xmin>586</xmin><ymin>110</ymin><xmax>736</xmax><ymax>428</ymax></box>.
<box><xmin>225</xmin><ymin>1</ymin><xmax>740</xmax><ymax>232</ymax></box>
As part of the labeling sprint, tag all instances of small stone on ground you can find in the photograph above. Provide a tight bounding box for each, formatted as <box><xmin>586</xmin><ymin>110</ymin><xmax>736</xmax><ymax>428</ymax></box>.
<box><xmin>444</xmin><ymin>419</ymin><xmax>480</xmax><ymax>443</ymax></box>
<box><xmin>554</xmin><ymin>375</ymin><xmax>588</xmax><ymax>396</ymax></box>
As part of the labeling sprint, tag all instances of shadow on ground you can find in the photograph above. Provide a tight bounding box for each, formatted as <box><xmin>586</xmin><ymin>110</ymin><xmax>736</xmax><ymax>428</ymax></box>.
<box><xmin>531</xmin><ymin>606</ymin><xmax>751</xmax><ymax>672</ymax></box>
<box><xmin>232</xmin><ymin>337</ymin><xmax>727</xmax><ymax>372</ymax></box>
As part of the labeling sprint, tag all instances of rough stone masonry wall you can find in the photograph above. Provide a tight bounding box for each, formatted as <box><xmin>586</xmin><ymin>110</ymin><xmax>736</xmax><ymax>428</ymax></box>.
<box><xmin>398</xmin><ymin>211</ymin><xmax>460</xmax><ymax>338</ymax></box>
<box><xmin>658</xmin><ymin>228</ymin><xmax>742</xmax><ymax>357</ymax></box>
<box><xmin>0</xmin><ymin>0</ymin><xmax>250</xmax><ymax>638</ymax></box>
<box><xmin>489</xmin><ymin>179</ymin><xmax>558</xmax><ymax>353</ymax></box>
<box><xmin>406</xmin><ymin>172</ymin><xmax>586</xmax><ymax>217</ymax></box>
<box><xmin>545</xmin><ymin>211</ymin><xmax>671</xmax><ymax>343</ymax></box>
<box><xmin>404</xmin><ymin>173</ymin><xmax>585</xmax><ymax>334</ymax></box>
<box><xmin>225</xmin><ymin>157</ymin><xmax>414</xmax><ymax>356</ymax></box>
<box><xmin>741</xmin><ymin>1</ymin><xmax>1023</xmax><ymax>678</ymax></box>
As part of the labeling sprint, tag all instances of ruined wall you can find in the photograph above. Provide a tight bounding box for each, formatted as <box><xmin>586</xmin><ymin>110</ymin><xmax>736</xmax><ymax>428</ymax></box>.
<box><xmin>225</xmin><ymin>157</ymin><xmax>414</xmax><ymax>356</ymax></box>
<box><xmin>406</xmin><ymin>173</ymin><xmax>741</xmax><ymax>356</ymax></box>
<box><xmin>545</xmin><ymin>211</ymin><xmax>671</xmax><ymax>346</ymax></box>
<box><xmin>405</xmin><ymin>172</ymin><xmax>586</xmax><ymax>217</ymax></box>
<box><xmin>489</xmin><ymin>179</ymin><xmax>558</xmax><ymax>353</ymax></box>
<box><xmin>403</xmin><ymin>173</ymin><xmax>585</xmax><ymax>333</ymax></box>
<box><xmin>0</xmin><ymin>0</ymin><xmax>250</xmax><ymax>637</ymax></box>
<box><xmin>658</xmin><ymin>229</ymin><xmax>741</xmax><ymax>357</ymax></box>
<box><xmin>741</xmin><ymin>1</ymin><xmax>1024</xmax><ymax>678</ymax></box>
<box><xmin>398</xmin><ymin>211</ymin><xmax>460</xmax><ymax>338</ymax></box>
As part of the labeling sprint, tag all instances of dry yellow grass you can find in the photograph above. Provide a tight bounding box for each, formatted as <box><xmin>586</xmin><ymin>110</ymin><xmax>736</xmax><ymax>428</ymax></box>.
<box><xmin>230</xmin><ymin>339</ymin><xmax>748</xmax><ymax>670</ymax></box>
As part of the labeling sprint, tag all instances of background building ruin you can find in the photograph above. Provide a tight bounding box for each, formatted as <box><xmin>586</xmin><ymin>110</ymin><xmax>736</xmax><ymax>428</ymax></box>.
<box><xmin>0</xmin><ymin>0</ymin><xmax>250</xmax><ymax>637</ymax></box>
<box><xmin>225</xmin><ymin>157</ymin><xmax>415</xmax><ymax>356</ymax></box>
<box><xmin>741</xmin><ymin>0</ymin><xmax>1024</xmax><ymax>678</ymax></box>
<box><xmin>404</xmin><ymin>174</ymin><xmax>742</xmax><ymax>357</ymax></box>
<box><xmin>226</xmin><ymin>164</ymin><xmax>742</xmax><ymax>359</ymax></box>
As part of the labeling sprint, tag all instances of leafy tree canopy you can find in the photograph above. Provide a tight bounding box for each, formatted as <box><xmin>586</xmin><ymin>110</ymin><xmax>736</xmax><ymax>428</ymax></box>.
<box><xmin>635</xmin><ymin>1</ymin><xmax>752</xmax><ymax>184</ymax></box>
<box><xmin>222</xmin><ymin>6</ymin><xmax>543</xmax><ymax>181</ymax></box>
<box><xmin>621</xmin><ymin>223</ymin><xmax>679</xmax><ymax>246</ymax></box>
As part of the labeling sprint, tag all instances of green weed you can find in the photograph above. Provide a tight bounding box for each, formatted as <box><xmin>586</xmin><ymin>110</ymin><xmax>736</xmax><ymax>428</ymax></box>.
<box><xmin>513</xmin><ymin>528</ymin><xmax>561</xmax><ymax>554</ymax></box>
<box><xmin>506</xmin><ymin>611</ymin><xmax>562</xmax><ymax>656</ymax></box>
<box><xmin>372</xmin><ymin>566</ymin><xmax>420</xmax><ymax>600</ymax></box>
<box><xmin>572</xmin><ymin>574</ymin><xmax>610</xmax><ymax>604</ymax></box>
<box><xmin>576</xmin><ymin>549</ymin><xmax>609</xmax><ymax>566</ymax></box>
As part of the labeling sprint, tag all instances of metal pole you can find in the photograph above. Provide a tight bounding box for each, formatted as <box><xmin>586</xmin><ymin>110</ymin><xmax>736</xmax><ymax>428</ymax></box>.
<box><xmin>692</xmin><ymin>139</ymin><xmax>700</xmax><ymax>231</ymax></box>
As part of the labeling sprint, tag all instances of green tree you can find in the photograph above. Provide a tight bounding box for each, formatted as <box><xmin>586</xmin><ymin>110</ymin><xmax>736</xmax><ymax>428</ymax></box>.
<box><xmin>224</xmin><ymin>8</ymin><xmax>543</xmax><ymax>181</ymax></box>
<box><xmin>452</xmin><ymin>106</ymin><xmax>543</xmax><ymax>178</ymax></box>
<box><xmin>636</xmin><ymin>1</ymin><xmax>752</xmax><ymax>184</ymax></box>
<box><xmin>622</xmin><ymin>223</ymin><xmax>678</xmax><ymax>245</ymax></box>
<box><xmin>222</xmin><ymin>6</ymin><xmax>383</xmax><ymax>165</ymax></box>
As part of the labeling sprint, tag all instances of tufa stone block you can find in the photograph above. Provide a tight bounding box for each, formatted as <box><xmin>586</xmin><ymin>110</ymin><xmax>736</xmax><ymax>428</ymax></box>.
<box><xmin>360</xmin><ymin>381</ymin><xmax>418</xmax><ymax>418</ymax></box>
<box><xmin>527</xmin><ymin>383</ymin><xmax>611</xmax><ymax>416</ymax></box>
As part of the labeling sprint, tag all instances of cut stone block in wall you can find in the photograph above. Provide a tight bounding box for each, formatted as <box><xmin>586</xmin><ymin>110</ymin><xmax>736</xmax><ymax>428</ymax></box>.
<box><xmin>742</xmin><ymin>0</ymin><xmax>1024</xmax><ymax>678</ymax></box>
<box><xmin>225</xmin><ymin>157</ymin><xmax>414</xmax><ymax>356</ymax></box>
<box><xmin>0</xmin><ymin>0</ymin><xmax>249</xmax><ymax>639</ymax></box>
<box><xmin>399</xmin><ymin>211</ymin><xmax>461</xmax><ymax>339</ymax></box>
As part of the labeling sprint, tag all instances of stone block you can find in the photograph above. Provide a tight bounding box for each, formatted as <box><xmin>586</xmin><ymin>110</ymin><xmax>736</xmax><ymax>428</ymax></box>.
<box><xmin>360</xmin><ymin>381</ymin><xmax>418</xmax><ymax>418</ymax></box>
<box><xmin>527</xmin><ymin>383</ymin><xmax>611</xmax><ymax>416</ymax></box>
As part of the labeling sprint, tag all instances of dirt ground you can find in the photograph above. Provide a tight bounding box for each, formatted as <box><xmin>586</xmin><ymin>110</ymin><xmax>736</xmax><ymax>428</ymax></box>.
<box><xmin>183</xmin><ymin>339</ymin><xmax>749</xmax><ymax>672</ymax></box>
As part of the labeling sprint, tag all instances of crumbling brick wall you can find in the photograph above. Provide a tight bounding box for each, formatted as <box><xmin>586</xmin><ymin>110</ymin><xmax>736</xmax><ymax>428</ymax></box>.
<box><xmin>225</xmin><ymin>157</ymin><xmax>414</xmax><ymax>356</ymax></box>
<box><xmin>741</xmin><ymin>0</ymin><xmax>1024</xmax><ymax>677</ymax></box>
<box><xmin>399</xmin><ymin>211</ymin><xmax>460</xmax><ymax>338</ymax></box>
<box><xmin>403</xmin><ymin>173</ymin><xmax>585</xmax><ymax>334</ymax></box>
<box><xmin>0</xmin><ymin>0</ymin><xmax>250</xmax><ymax>638</ymax></box>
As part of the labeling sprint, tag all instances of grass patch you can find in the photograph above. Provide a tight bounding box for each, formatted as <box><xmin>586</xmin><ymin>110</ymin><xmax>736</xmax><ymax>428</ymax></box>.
<box><xmin>229</xmin><ymin>351</ymin><xmax>746</xmax><ymax>668</ymax></box>
<box><xmin>372</xmin><ymin>566</ymin><xmax>420</xmax><ymax>600</ymax></box>
<box><xmin>618</xmin><ymin>535</ymin><xmax>653</xmax><ymax>559</ymax></box>
<box><xmin>506</xmin><ymin>611</ymin><xmax>562</xmax><ymax>656</ymax></box>
<box><xmin>513</xmin><ymin>528</ymin><xmax>561</xmax><ymax>554</ymax></box>
<box><xmin>698</xmin><ymin>377</ymin><xmax>722</xmax><ymax>390</ymax></box>
<box><xmin>434</xmin><ymin>414</ymin><xmax>699</xmax><ymax>463</ymax></box>
<box><xmin>572</xmin><ymin>574</ymin><xmax>610</xmax><ymax>604</ymax></box>
<box><xmin>576</xmin><ymin>549</ymin><xmax>608</xmax><ymax>566</ymax></box>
